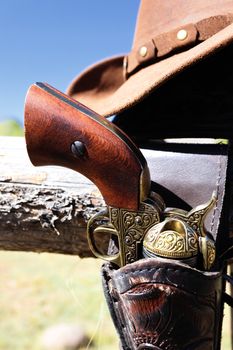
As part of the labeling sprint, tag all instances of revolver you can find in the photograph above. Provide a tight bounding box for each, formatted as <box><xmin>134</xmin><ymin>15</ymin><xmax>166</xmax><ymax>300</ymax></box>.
<box><xmin>24</xmin><ymin>82</ymin><xmax>216</xmax><ymax>270</ymax></box>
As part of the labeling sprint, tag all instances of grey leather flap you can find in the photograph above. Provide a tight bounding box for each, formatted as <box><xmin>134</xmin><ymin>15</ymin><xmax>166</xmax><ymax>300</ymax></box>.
<box><xmin>142</xmin><ymin>148</ymin><xmax>228</xmax><ymax>240</ymax></box>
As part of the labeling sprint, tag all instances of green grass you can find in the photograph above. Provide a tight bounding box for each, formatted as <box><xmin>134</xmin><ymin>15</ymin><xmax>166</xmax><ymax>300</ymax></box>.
<box><xmin>0</xmin><ymin>120</ymin><xmax>23</xmax><ymax>136</ymax></box>
<box><xmin>0</xmin><ymin>252</ymin><xmax>118</xmax><ymax>349</ymax></box>
<box><xmin>0</xmin><ymin>251</ymin><xmax>231</xmax><ymax>349</ymax></box>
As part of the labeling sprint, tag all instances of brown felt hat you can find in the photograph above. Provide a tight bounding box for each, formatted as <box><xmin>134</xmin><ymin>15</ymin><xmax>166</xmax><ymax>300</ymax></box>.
<box><xmin>67</xmin><ymin>0</ymin><xmax>233</xmax><ymax>117</ymax></box>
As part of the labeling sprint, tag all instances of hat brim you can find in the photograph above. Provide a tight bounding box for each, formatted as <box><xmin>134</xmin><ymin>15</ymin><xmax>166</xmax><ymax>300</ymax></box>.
<box><xmin>67</xmin><ymin>23</ymin><xmax>233</xmax><ymax>117</ymax></box>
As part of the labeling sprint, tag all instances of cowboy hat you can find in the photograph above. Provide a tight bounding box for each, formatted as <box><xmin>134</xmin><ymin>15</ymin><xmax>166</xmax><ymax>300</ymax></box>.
<box><xmin>66</xmin><ymin>0</ymin><xmax>233</xmax><ymax>117</ymax></box>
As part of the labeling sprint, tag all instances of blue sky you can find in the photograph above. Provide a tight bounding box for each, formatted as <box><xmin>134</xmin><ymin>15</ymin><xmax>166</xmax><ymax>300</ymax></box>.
<box><xmin>0</xmin><ymin>1</ymin><xmax>140</xmax><ymax>124</ymax></box>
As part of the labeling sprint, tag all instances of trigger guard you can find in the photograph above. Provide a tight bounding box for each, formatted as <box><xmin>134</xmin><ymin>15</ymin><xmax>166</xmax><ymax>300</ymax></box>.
<box><xmin>87</xmin><ymin>209</ymin><xmax>121</xmax><ymax>265</ymax></box>
<box><xmin>87</xmin><ymin>208</ymin><xmax>110</xmax><ymax>229</ymax></box>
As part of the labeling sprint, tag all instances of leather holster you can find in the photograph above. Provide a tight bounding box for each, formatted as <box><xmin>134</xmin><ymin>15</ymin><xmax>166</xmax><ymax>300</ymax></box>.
<box><xmin>101</xmin><ymin>143</ymin><xmax>232</xmax><ymax>350</ymax></box>
<box><xmin>102</xmin><ymin>258</ymin><xmax>224</xmax><ymax>350</ymax></box>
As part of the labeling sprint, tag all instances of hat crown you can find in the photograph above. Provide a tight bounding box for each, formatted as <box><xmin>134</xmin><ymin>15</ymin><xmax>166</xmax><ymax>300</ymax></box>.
<box><xmin>67</xmin><ymin>0</ymin><xmax>233</xmax><ymax>118</ymax></box>
<box><xmin>133</xmin><ymin>0</ymin><xmax>233</xmax><ymax>49</ymax></box>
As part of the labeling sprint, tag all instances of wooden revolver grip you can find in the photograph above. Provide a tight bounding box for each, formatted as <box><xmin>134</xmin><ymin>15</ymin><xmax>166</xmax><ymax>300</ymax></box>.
<box><xmin>24</xmin><ymin>83</ymin><xmax>150</xmax><ymax>210</ymax></box>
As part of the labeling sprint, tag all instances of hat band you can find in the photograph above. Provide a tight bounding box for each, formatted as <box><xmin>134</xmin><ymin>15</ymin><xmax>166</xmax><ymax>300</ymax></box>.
<box><xmin>125</xmin><ymin>14</ymin><xmax>233</xmax><ymax>78</ymax></box>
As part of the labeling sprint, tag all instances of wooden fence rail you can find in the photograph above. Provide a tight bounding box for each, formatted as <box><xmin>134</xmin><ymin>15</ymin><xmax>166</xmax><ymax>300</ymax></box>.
<box><xmin>0</xmin><ymin>136</ymin><xmax>104</xmax><ymax>257</ymax></box>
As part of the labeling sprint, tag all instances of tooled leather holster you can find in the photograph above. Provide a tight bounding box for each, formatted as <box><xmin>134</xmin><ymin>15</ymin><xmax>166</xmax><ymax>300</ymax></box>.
<box><xmin>101</xmin><ymin>142</ymin><xmax>233</xmax><ymax>350</ymax></box>
<box><xmin>102</xmin><ymin>258</ymin><xmax>223</xmax><ymax>350</ymax></box>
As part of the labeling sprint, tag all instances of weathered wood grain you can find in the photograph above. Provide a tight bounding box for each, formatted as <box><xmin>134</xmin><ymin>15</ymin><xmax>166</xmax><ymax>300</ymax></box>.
<box><xmin>0</xmin><ymin>136</ymin><xmax>105</xmax><ymax>257</ymax></box>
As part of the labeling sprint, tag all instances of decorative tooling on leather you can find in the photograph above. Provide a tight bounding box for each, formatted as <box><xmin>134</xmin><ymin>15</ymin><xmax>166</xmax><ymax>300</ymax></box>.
<box><xmin>102</xmin><ymin>259</ymin><xmax>223</xmax><ymax>350</ymax></box>
<box><xmin>120</xmin><ymin>283</ymin><xmax>215</xmax><ymax>349</ymax></box>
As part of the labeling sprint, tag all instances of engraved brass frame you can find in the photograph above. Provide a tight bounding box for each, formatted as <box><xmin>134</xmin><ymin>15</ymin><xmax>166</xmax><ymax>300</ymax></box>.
<box><xmin>143</xmin><ymin>218</ymin><xmax>199</xmax><ymax>259</ymax></box>
<box><xmin>87</xmin><ymin>201</ymin><xmax>162</xmax><ymax>267</ymax></box>
<box><xmin>164</xmin><ymin>191</ymin><xmax>217</xmax><ymax>237</ymax></box>
<box><xmin>143</xmin><ymin>192</ymin><xmax>217</xmax><ymax>270</ymax></box>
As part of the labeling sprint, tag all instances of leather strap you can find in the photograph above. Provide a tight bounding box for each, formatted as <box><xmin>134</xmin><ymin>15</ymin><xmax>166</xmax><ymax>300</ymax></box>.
<box><xmin>125</xmin><ymin>14</ymin><xmax>233</xmax><ymax>77</ymax></box>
